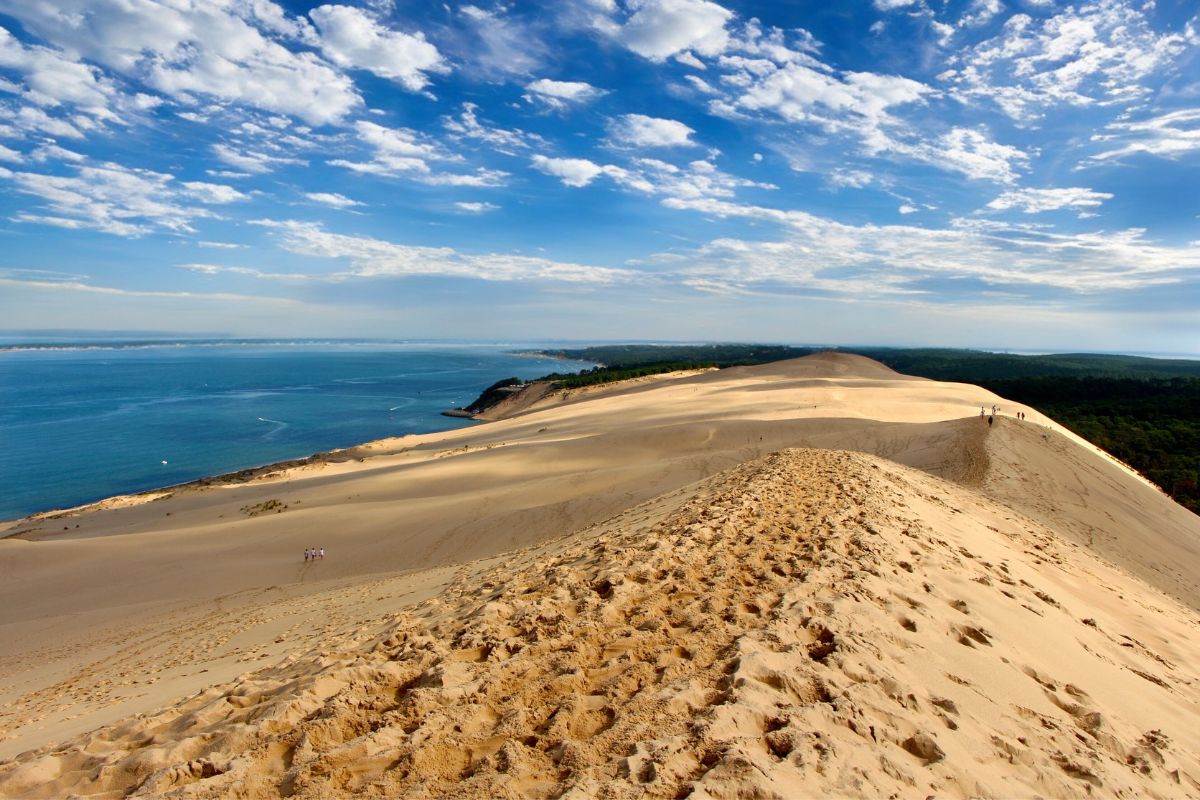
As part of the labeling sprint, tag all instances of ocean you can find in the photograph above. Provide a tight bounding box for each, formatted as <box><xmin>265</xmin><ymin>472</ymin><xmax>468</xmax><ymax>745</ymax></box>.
<box><xmin>0</xmin><ymin>341</ymin><xmax>594</xmax><ymax>521</ymax></box>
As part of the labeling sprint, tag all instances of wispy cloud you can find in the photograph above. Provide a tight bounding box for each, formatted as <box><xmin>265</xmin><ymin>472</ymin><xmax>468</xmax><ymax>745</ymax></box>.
<box><xmin>1088</xmin><ymin>109</ymin><xmax>1200</xmax><ymax>163</ymax></box>
<box><xmin>986</xmin><ymin>187</ymin><xmax>1113</xmax><ymax>213</ymax></box>
<box><xmin>305</xmin><ymin>191</ymin><xmax>364</xmax><ymax>209</ymax></box>
<box><xmin>1</xmin><ymin>161</ymin><xmax>245</xmax><ymax>236</ymax></box>
<box><xmin>255</xmin><ymin>219</ymin><xmax>641</xmax><ymax>284</ymax></box>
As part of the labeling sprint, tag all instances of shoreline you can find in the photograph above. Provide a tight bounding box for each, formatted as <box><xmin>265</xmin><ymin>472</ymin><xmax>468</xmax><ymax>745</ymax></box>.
<box><xmin>3</xmin><ymin>368</ymin><xmax>695</xmax><ymax>532</ymax></box>
<box><xmin>0</xmin><ymin>446</ymin><xmax>370</xmax><ymax>533</ymax></box>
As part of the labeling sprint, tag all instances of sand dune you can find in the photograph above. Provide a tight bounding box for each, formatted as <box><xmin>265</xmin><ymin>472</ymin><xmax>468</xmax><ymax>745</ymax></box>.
<box><xmin>2</xmin><ymin>353</ymin><xmax>1198</xmax><ymax>797</ymax></box>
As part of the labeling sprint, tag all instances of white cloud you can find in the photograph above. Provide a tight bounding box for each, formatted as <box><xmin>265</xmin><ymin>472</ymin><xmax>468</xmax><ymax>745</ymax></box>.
<box><xmin>3</xmin><ymin>103</ymin><xmax>86</xmax><ymax>139</ymax></box>
<box><xmin>603</xmin><ymin>0</ymin><xmax>734</xmax><ymax>62</ymax></box>
<box><xmin>329</xmin><ymin>120</ymin><xmax>509</xmax><ymax>187</ymax></box>
<box><xmin>959</xmin><ymin>0</ymin><xmax>1005</xmax><ymax>28</ymax></box>
<box><xmin>180</xmin><ymin>262</ymin><xmax>313</xmax><ymax>280</ymax></box>
<box><xmin>0</xmin><ymin>0</ymin><xmax>361</xmax><ymax>125</ymax></box>
<box><xmin>727</xmin><ymin>61</ymin><xmax>936</xmax><ymax>158</ymax></box>
<box><xmin>0</xmin><ymin>143</ymin><xmax>22</xmax><ymax>162</ymax></box>
<box><xmin>607</xmin><ymin>113</ymin><xmax>697</xmax><ymax>148</ymax></box>
<box><xmin>0</xmin><ymin>275</ymin><xmax>300</xmax><ymax>303</ymax></box>
<box><xmin>329</xmin><ymin>120</ymin><xmax>446</xmax><ymax>175</ymax></box>
<box><xmin>531</xmin><ymin>154</ymin><xmax>605</xmax><ymax>187</ymax></box>
<box><xmin>419</xmin><ymin>169</ymin><xmax>509</xmax><ymax>187</ymax></box>
<box><xmin>30</xmin><ymin>143</ymin><xmax>86</xmax><ymax>163</ymax></box>
<box><xmin>874</xmin><ymin>0</ymin><xmax>918</xmax><ymax>9</ymax></box>
<box><xmin>944</xmin><ymin>1</ymin><xmax>1189</xmax><ymax>121</ymax></box>
<box><xmin>828</xmin><ymin>169</ymin><xmax>874</xmax><ymax>188</ymax></box>
<box><xmin>197</xmin><ymin>240</ymin><xmax>245</xmax><ymax>249</ymax></box>
<box><xmin>898</xmin><ymin>203</ymin><xmax>917</xmax><ymax>214</ymax></box>
<box><xmin>443</xmin><ymin>103</ymin><xmax>547</xmax><ymax>154</ymax></box>
<box><xmin>986</xmin><ymin>186</ymin><xmax>1113</xmax><ymax>213</ymax></box>
<box><xmin>532</xmin><ymin>153</ymin><xmax>772</xmax><ymax>199</ymax></box>
<box><xmin>181</xmin><ymin>181</ymin><xmax>249</xmax><ymax>203</ymax></box>
<box><xmin>212</xmin><ymin>143</ymin><xmax>306</xmax><ymax>174</ymax></box>
<box><xmin>457</xmin><ymin>5</ymin><xmax>545</xmax><ymax>76</ymax></box>
<box><xmin>1089</xmin><ymin>108</ymin><xmax>1200</xmax><ymax>162</ymax></box>
<box><xmin>309</xmin><ymin>5</ymin><xmax>447</xmax><ymax>91</ymax></box>
<box><xmin>656</xmin><ymin>195</ymin><xmax>1200</xmax><ymax>295</ymax></box>
<box><xmin>1</xmin><ymin>161</ymin><xmax>227</xmax><ymax>236</ymax></box>
<box><xmin>305</xmin><ymin>191</ymin><xmax>363</xmax><ymax>208</ymax></box>
<box><xmin>919</xmin><ymin>127</ymin><xmax>1029</xmax><ymax>182</ymax></box>
<box><xmin>257</xmin><ymin>219</ymin><xmax>639</xmax><ymax>284</ymax></box>
<box><xmin>454</xmin><ymin>201</ymin><xmax>498</xmax><ymax>213</ymax></box>
<box><xmin>710</xmin><ymin>57</ymin><xmax>1032</xmax><ymax>182</ymax></box>
<box><xmin>0</xmin><ymin>25</ymin><xmax>117</xmax><ymax>112</ymax></box>
<box><xmin>523</xmin><ymin>78</ymin><xmax>607</xmax><ymax>110</ymax></box>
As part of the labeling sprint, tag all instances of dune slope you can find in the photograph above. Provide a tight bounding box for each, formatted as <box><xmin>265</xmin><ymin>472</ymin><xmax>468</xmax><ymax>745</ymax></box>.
<box><xmin>2</xmin><ymin>353</ymin><xmax>1199</xmax><ymax>788</ymax></box>
<box><xmin>2</xmin><ymin>448</ymin><xmax>1198</xmax><ymax>799</ymax></box>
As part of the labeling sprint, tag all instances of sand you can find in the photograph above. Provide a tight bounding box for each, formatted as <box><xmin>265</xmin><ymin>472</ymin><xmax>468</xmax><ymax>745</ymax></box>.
<box><xmin>1</xmin><ymin>353</ymin><xmax>1198</xmax><ymax>798</ymax></box>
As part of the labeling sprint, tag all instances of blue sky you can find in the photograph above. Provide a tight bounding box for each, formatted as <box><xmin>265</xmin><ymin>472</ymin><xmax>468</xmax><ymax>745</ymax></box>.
<box><xmin>0</xmin><ymin>0</ymin><xmax>1198</xmax><ymax>351</ymax></box>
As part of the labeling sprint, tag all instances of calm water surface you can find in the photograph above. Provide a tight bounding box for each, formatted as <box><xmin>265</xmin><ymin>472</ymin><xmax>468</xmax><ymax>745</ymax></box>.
<box><xmin>0</xmin><ymin>342</ymin><xmax>591</xmax><ymax>520</ymax></box>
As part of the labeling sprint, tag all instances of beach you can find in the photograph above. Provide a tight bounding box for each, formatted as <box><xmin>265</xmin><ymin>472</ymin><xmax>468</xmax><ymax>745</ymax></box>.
<box><xmin>2</xmin><ymin>353</ymin><xmax>1199</xmax><ymax>798</ymax></box>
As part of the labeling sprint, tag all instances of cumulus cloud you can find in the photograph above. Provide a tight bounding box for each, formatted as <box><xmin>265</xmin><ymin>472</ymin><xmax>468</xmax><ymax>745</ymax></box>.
<box><xmin>734</xmin><ymin>64</ymin><xmax>933</xmax><ymax>128</ymax></box>
<box><xmin>942</xmin><ymin>1</ymin><xmax>1189</xmax><ymax>121</ymax></box>
<box><xmin>531</xmin><ymin>155</ymin><xmax>606</xmax><ymax>187</ymax></box>
<box><xmin>986</xmin><ymin>187</ymin><xmax>1113</xmax><ymax>213</ymax></box>
<box><xmin>181</xmin><ymin>181</ymin><xmax>249</xmax><ymax>204</ymax></box>
<box><xmin>0</xmin><ymin>160</ymin><xmax>237</xmax><ymax>236</ymax></box>
<box><xmin>329</xmin><ymin>121</ymin><xmax>447</xmax><ymax>175</ymax></box>
<box><xmin>0</xmin><ymin>0</ymin><xmax>361</xmax><ymax>125</ymax></box>
<box><xmin>919</xmin><ymin>127</ymin><xmax>1029</xmax><ymax>182</ymax></box>
<box><xmin>0</xmin><ymin>25</ymin><xmax>117</xmax><ymax>112</ymax></box>
<box><xmin>330</xmin><ymin>120</ymin><xmax>508</xmax><ymax>186</ymax></box>
<box><xmin>309</xmin><ymin>5</ymin><xmax>447</xmax><ymax>91</ymax></box>
<box><xmin>607</xmin><ymin>114</ymin><xmax>697</xmax><ymax>148</ymax></box>
<box><xmin>958</xmin><ymin>0</ymin><xmax>1004</xmax><ymax>28</ymax></box>
<box><xmin>704</xmin><ymin>54</ymin><xmax>1032</xmax><ymax>183</ymax></box>
<box><xmin>599</xmin><ymin>0</ymin><xmax>735</xmax><ymax>62</ymax></box>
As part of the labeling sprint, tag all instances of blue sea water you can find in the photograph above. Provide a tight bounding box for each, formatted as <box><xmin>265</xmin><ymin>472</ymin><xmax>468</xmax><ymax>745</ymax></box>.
<box><xmin>0</xmin><ymin>341</ymin><xmax>594</xmax><ymax>521</ymax></box>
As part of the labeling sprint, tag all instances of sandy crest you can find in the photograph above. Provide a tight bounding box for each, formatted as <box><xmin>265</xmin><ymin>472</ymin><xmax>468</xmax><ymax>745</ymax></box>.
<box><xmin>2</xmin><ymin>448</ymin><xmax>1197</xmax><ymax>798</ymax></box>
<box><xmin>1</xmin><ymin>353</ymin><xmax>1199</xmax><ymax>796</ymax></box>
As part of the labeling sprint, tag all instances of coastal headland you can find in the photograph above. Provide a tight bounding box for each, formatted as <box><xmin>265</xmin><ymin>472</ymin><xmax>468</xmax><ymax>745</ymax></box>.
<box><xmin>2</xmin><ymin>353</ymin><xmax>1199</xmax><ymax>798</ymax></box>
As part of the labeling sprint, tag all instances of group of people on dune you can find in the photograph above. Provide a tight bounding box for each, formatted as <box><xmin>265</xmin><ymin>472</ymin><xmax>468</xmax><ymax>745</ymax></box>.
<box><xmin>980</xmin><ymin>405</ymin><xmax>1027</xmax><ymax>426</ymax></box>
<box><xmin>304</xmin><ymin>546</ymin><xmax>324</xmax><ymax>562</ymax></box>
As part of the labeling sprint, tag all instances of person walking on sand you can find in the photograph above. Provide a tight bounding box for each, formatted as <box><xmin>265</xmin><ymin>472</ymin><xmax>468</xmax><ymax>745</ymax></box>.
<box><xmin>304</xmin><ymin>547</ymin><xmax>310</xmax><ymax>562</ymax></box>
<box><xmin>319</xmin><ymin>546</ymin><xmax>325</xmax><ymax>560</ymax></box>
